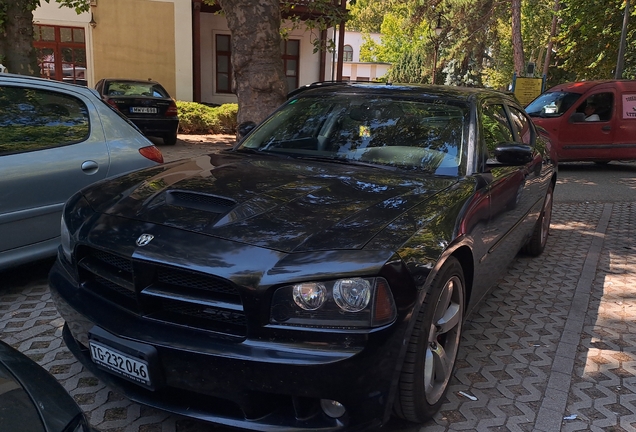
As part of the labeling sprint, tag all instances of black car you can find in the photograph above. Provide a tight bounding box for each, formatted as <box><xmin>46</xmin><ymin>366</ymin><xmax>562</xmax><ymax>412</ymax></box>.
<box><xmin>0</xmin><ymin>340</ymin><xmax>94</xmax><ymax>432</ymax></box>
<box><xmin>95</xmin><ymin>78</ymin><xmax>179</xmax><ymax>145</ymax></box>
<box><xmin>49</xmin><ymin>82</ymin><xmax>556</xmax><ymax>431</ymax></box>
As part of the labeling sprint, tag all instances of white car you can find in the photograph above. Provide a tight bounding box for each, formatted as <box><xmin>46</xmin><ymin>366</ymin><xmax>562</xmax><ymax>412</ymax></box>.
<box><xmin>0</xmin><ymin>74</ymin><xmax>164</xmax><ymax>270</ymax></box>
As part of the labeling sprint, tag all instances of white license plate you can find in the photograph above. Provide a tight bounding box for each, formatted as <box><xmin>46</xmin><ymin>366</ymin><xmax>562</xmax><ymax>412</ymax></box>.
<box><xmin>130</xmin><ymin>107</ymin><xmax>157</xmax><ymax>114</ymax></box>
<box><xmin>89</xmin><ymin>340</ymin><xmax>151</xmax><ymax>386</ymax></box>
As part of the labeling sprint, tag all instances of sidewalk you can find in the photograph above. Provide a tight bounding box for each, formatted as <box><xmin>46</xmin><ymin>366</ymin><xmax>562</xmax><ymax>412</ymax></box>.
<box><xmin>0</xmin><ymin>137</ymin><xmax>634</xmax><ymax>431</ymax></box>
<box><xmin>159</xmin><ymin>134</ymin><xmax>237</xmax><ymax>162</ymax></box>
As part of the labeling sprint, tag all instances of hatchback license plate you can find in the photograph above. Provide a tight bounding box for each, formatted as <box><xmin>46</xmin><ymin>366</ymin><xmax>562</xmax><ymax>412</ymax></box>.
<box><xmin>130</xmin><ymin>107</ymin><xmax>157</xmax><ymax>114</ymax></box>
<box><xmin>89</xmin><ymin>340</ymin><xmax>151</xmax><ymax>386</ymax></box>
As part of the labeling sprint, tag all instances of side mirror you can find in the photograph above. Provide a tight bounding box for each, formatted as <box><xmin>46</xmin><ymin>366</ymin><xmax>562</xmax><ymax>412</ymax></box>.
<box><xmin>494</xmin><ymin>143</ymin><xmax>534</xmax><ymax>165</ymax></box>
<box><xmin>237</xmin><ymin>121</ymin><xmax>257</xmax><ymax>140</ymax></box>
<box><xmin>569</xmin><ymin>112</ymin><xmax>586</xmax><ymax>123</ymax></box>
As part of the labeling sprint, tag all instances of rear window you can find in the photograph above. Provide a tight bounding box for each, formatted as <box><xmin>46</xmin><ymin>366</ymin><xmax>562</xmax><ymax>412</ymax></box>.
<box><xmin>0</xmin><ymin>85</ymin><xmax>90</xmax><ymax>155</ymax></box>
<box><xmin>525</xmin><ymin>91</ymin><xmax>582</xmax><ymax>118</ymax></box>
<box><xmin>105</xmin><ymin>81</ymin><xmax>170</xmax><ymax>98</ymax></box>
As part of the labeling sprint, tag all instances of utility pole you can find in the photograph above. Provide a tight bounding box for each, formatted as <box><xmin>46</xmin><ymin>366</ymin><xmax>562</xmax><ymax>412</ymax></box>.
<box><xmin>616</xmin><ymin>0</ymin><xmax>630</xmax><ymax>79</ymax></box>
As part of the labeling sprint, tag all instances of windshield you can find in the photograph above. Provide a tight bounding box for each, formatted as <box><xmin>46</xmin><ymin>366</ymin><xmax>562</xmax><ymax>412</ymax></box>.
<box><xmin>238</xmin><ymin>95</ymin><xmax>469</xmax><ymax>176</ymax></box>
<box><xmin>525</xmin><ymin>91</ymin><xmax>582</xmax><ymax>117</ymax></box>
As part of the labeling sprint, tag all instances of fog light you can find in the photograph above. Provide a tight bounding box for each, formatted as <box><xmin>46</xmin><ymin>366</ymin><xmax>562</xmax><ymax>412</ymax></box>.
<box><xmin>320</xmin><ymin>399</ymin><xmax>346</xmax><ymax>418</ymax></box>
<box><xmin>333</xmin><ymin>278</ymin><xmax>371</xmax><ymax>312</ymax></box>
<box><xmin>293</xmin><ymin>282</ymin><xmax>327</xmax><ymax>310</ymax></box>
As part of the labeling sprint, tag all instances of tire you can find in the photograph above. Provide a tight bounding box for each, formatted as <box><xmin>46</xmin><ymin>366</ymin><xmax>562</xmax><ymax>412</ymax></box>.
<box><xmin>163</xmin><ymin>133</ymin><xmax>178</xmax><ymax>146</ymax></box>
<box><xmin>394</xmin><ymin>257</ymin><xmax>465</xmax><ymax>423</ymax></box>
<box><xmin>521</xmin><ymin>182</ymin><xmax>554</xmax><ymax>256</ymax></box>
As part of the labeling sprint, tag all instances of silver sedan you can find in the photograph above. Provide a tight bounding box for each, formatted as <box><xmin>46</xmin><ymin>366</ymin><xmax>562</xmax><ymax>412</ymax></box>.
<box><xmin>0</xmin><ymin>74</ymin><xmax>164</xmax><ymax>270</ymax></box>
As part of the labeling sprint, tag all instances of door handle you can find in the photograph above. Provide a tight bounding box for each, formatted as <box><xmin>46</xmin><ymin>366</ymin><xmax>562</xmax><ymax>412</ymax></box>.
<box><xmin>602</xmin><ymin>125</ymin><xmax>611</xmax><ymax>131</ymax></box>
<box><xmin>81</xmin><ymin>160</ymin><xmax>99</xmax><ymax>175</ymax></box>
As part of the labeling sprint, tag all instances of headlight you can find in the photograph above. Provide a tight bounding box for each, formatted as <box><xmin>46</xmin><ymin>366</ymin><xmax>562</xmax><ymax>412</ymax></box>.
<box><xmin>60</xmin><ymin>215</ymin><xmax>72</xmax><ymax>262</ymax></box>
<box><xmin>333</xmin><ymin>278</ymin><xmax>371</xmax><ymax>312</ymax></box>
<box><xmin>270</xmin><ymin>277</ymin><xmax>396</xmax><ymax>329</ymax></box>
<box><xmin>293</xmin><ymin>282</ymin><xmax>327</xmax><ymax>310</ymax></box>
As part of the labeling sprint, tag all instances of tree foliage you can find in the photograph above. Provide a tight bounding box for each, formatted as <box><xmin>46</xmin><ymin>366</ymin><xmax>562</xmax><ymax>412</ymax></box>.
<box><xmin>555</xmin><ymin>0</ymin><xmax>632</xmax><ymax>81</ymax></box>
<box><xmin>350</xmin><ymin>0</ymin><xmax>634</xmax><ymax>89</ymax></box>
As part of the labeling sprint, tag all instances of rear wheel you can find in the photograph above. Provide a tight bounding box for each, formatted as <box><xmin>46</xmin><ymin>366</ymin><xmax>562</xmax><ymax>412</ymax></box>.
<box><xmin>163</xmin><ymin>133</ymin><xmax>177</xmax><ymax>146</ymax></box>
<box><xmin>394</xmin><ymin>257</ymin><xmax>465</xmax><ymax>422</ymax></box>
<box><xmin>522</xmin><ymin>182</ymin><xmax>554</xmax><ymax>256</ymax></box>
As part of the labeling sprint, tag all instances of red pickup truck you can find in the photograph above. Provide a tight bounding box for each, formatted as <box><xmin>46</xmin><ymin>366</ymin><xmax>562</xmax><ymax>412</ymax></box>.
<box><xmin>526</xmin><ymin>80</ymin><xmax>636</xmax><ymax>163</ymax></box>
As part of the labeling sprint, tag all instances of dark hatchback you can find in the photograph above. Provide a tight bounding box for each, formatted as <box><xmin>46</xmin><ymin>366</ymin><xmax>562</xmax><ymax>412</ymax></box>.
<box><xmin>50</xmin><ymin>83</ymin><xmax>556</xmax><ymax>431</ymax></box>
<box><xmin>95</xmin><ymin>78</ymin><xmax>179</xmax><ymax>145</ymax></box>
<box><xmin>0</xmin><ymin>340</ymin><xmax>94</xmax><ymax>432</ymax></box>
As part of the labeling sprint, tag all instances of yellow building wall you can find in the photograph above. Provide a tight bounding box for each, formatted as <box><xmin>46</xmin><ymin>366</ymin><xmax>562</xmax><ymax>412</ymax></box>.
<box><xmin>92</xmin><ymin>0</ymin><xmax>176</xmax><ymax>97</ymax></box>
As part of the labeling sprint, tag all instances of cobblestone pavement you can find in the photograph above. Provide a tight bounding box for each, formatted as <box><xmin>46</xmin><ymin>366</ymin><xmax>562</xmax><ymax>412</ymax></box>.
<box><xmin>1</xmin><ymin>138</ymin><xmax>634</xmax><ymax>431</ymax></box>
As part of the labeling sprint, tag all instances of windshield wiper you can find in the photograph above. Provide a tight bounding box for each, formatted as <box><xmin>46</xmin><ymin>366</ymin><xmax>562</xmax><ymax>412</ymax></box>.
<box><xmin>234</xmin><ymin>148</ymin><xmax>293</xmax><ymax>158</ymax></box>
<box><xmin>293</xmin><ymin>154</ymin><xmax>397</xmax><ymax>170</ymax></box>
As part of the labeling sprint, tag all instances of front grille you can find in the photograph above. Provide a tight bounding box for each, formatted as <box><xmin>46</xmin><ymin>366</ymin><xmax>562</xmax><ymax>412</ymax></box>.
<box><xmin>77</xmin><ymin>247</ymin><xmax>246</xmax><ymax>339</ymax></box>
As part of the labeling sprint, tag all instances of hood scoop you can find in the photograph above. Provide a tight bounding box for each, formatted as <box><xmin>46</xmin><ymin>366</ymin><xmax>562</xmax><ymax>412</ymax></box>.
<box><xmin>165</xmin><ymin>191</ymin><xmax>237</xmax><ymax>213</ymax></box>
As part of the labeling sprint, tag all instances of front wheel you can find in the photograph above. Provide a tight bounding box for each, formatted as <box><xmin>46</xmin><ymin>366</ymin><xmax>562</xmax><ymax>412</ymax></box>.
<box><xmin>394</xmin><ymin>257</ymin><xmax>465</xmax><ymax>422</ymax></box>
<box><xmin>522</xmin><ymin>182</ymin><xmax>554</xmax><ymax>256</ymax></box>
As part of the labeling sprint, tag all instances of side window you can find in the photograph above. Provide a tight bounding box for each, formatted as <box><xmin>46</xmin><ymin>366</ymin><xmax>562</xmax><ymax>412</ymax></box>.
<box><xmin>508</xmin><ymin>106</ymin><xmax>533</xmax><ymax>145</ymax></box>
<box><xmin>0</xmin><ymin>86</ymin><xmax>90</xmax><ymax>155</ymax></box>
<box><xmin>481</xmin><ymin>103</ymin><xmax>515</xmax><ymax>157</ymax></box>
<box><xmin>572</xmin><ymin>92</ymin><xmax>614</xmax><ymax>122</ymax></box>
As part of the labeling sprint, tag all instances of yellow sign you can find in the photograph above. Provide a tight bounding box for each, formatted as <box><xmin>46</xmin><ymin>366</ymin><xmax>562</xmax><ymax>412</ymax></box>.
<box><xmin>514</xmin><ymin>77</ymin><xmax>543</xmax><ymax>106</ymax></box>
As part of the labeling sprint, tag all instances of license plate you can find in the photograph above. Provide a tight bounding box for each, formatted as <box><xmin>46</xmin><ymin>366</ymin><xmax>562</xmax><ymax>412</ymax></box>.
<box><xmin>130</xmin><ymin>107</ymin><xmax>157</xmax><ymax>114</ymax></box>
<box><xmin>89</xmin><ymin>340</ymin><xmax>151</xmax><ymax>386</ymax></box>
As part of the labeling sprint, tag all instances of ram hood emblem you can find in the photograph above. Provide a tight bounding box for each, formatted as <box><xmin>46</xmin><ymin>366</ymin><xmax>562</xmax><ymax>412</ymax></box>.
<box><xmin>136</xmin><ymin>234</ymin><xmax>154</xmax><ymax>247</ymax></box>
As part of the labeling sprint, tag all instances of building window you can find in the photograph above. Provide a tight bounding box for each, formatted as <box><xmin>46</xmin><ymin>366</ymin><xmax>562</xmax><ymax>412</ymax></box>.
<box><xmin>216</xmin><ymin>34</ymin><xmax>232</xmax><ymax>93</ymax></box>
<box><xmin>33</xmin><ymin>25</ymin><xmax>87</xmax><ymax>86</ymax></box>
<box><xmin>343</xmin><ymin>45</ymin><xmax>353</xmax><ymax>62</ymax></box>
<box><xmin>282</xmin><ymin>39</ymin><xmax>300</xmax><ymax>91</ymax></box>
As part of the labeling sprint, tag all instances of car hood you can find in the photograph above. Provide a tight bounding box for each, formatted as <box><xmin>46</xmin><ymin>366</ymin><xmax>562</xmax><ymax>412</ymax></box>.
<box><xmin>83</xmin><ymin>152</ymin><xmax>457</xmax><ymax>253</ymax></box>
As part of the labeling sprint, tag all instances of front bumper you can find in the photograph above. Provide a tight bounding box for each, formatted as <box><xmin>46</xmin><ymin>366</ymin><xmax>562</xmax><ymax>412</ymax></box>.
<box><xmin>49</xmin><ymin>258</ymin><xmax>411</xmax><ymax>431</ymax></box>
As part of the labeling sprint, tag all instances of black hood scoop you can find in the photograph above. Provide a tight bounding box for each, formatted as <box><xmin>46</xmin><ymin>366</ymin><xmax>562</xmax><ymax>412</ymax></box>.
<box><xmin>165</xmin><ymin>191</ymin><xmax>237</xmax><ymax>213</ymax></box>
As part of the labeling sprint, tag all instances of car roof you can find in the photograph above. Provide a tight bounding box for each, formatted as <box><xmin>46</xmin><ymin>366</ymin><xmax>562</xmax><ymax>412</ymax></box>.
<box><xmin>289</xmin><ymin>81</ymin><xmax>515</xmax><ymax>104</ymax></box>
<box><xmin>102</xmin><ymin>78</ymin><xmax>163</xmax><ymax>85</ymax></box>
<box><xmin>546</xmin><ymin>79</ymin><xmax>636</xmax><ymax>93</ymax></box>
<box><xmin>0</xmin><ymin>72</ymin><xmax>100</xmax><ymax>97</ymax></box>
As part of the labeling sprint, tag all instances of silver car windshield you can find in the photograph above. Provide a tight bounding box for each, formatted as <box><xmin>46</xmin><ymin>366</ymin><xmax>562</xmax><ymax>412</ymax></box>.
<box><xmin>238</xmin><ymin>95</ymin><xmax>469</xmax><ymax>176</ymax></box>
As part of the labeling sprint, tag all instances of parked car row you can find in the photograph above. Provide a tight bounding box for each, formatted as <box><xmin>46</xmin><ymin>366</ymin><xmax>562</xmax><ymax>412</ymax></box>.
<box><xmin>8</xmin><ymin>74</ymin><xmax>628</xmax><ymax>432</ymax></box>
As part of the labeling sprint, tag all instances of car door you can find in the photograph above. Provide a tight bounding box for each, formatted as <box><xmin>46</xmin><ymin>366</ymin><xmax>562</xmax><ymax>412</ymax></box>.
<box><xmin>558</xmin><ymin>90</ymin><xmax>616</xmax><ymax>160</ymax></box>
<box><xmin>473</xmin><ymin>99</ymin><xmax>540</xmax><ymax>293</ymax></box>
<box><xmin>0</xmin><ymin>83</ymin><xmax>110</xmax><ymax>258</ymax></box>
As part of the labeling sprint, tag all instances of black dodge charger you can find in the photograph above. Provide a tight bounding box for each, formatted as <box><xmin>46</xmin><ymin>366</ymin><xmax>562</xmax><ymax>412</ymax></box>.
<box><xmin>49</xmin><ymin>82</ymin><xmax>556</xmax><ymax>431</ymax></box>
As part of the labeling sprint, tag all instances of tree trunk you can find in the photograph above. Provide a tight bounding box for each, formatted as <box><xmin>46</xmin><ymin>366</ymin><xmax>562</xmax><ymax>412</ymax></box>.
<box><xmin>511</xmin><ymin>0</ymin><xmax>525</xmax><ymax>75</ymax></box>
<box><xmin>0</xmin><ymin>0</ymin><xmax>39</xmax><ymax>76</ymax></box>
<box><xmin>217</xmin><ymin>0</ymin><xmax>287</xmax><ymax>125</ymax></box>
<box><xmin>543</xmin><ymin>0</ymin><xmax>559</xmax><ymax>78</ymax></box>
